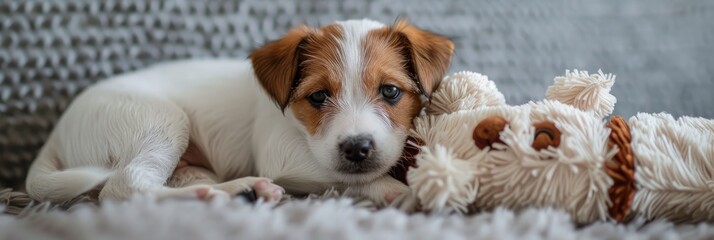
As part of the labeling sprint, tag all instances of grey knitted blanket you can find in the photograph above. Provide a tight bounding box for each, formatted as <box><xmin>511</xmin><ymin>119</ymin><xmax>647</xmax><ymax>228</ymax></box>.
<box><xmin>1</xmin><ymin>0</ymin><xmax>713</xmax><ymax>189</ymax></box>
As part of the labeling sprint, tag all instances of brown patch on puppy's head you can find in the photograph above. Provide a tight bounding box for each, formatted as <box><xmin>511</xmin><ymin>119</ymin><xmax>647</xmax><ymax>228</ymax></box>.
<box><xmin>364</xmin><ymin>19</ymin><xmax>455</xmax><ymax>129</ymax></box>
<box><xmin>250</xmin><ymin>25</ymin><xmax>312</xmax><ymax>110</ymax></box>
<box><xmin>362</xmin><ymin>29</ymin><xmax>421</xmax><ymax>130</ymax></box>
<box><xmin>251</xmin><ymin>23</ymin><xmax>346</xmax><ymax>135</ymax></box>
<box><xmin>287</xmin><ymin>24</ymin><xmax>344</xmax><ymax>135</ymax></box>
<box><xmin>391</xmin><ymin>19</ymin><xmax>455</xmax><ymax>97</ymax></box>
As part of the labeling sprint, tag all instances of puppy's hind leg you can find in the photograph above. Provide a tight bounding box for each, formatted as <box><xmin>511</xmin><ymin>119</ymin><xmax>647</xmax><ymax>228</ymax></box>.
<box><xmin>85</xmin><ymin>92</ymin><xmax>282</xmax><ymax>202</ymax></box>
<box><xmin>95</xmin><ymin>95</ymin><xmax>192</xmax><ymax>201</ymax></box>
<box><xmin>27</xmin><ymin>90</ymin><xmax>193</xmax><ymax>202</ymax></box>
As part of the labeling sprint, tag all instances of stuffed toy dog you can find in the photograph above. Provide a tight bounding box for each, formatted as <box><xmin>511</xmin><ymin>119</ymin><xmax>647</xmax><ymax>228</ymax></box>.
<box><xmin>403</xmin><ymin>70</ymin><xmax>714</xmax><ymax>224</ymax></box>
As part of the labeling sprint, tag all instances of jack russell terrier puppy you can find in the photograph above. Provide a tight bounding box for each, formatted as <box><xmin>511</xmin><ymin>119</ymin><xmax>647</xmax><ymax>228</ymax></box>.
<box><xmin>25</xmin><ymin>19</ymin><xmax>454</xmax><ymax>205</ymax></box>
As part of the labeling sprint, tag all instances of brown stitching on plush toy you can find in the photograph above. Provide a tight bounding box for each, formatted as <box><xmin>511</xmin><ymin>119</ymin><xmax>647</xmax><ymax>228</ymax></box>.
<box><xmin>605</xmin><ymin>115</ymin><xmax>636</xmax><ymax>223</ymax></box>
<box><xmin>472</xmin><ymin>116</ymin><xmax>507</xmax><ymax>150</ymax></box>
<box><xmin>532</xmin><ymin>121</ymin><xmax>561</xmax><ymax>151</ymax></box>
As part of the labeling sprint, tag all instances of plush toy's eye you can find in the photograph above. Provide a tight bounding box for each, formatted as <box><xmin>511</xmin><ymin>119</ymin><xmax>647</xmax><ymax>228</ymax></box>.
<box><xmin>308</xmin><ymin>90</ymin><xmax>329</xmax><ymax>107</ymax></box>
<box><xmin>532</xmin><ymin>121</ymin><xmax>561</xmax><ymax>151</ymax></box>
<box><xmin>472</xmin><ymin>115</ymin><xmax>507</xmax><ymax>150</ymax></box>
<box><xmin>380</xmin><ymin>85</ymin><xmax>402</xmax><ymax>104</ymax></box>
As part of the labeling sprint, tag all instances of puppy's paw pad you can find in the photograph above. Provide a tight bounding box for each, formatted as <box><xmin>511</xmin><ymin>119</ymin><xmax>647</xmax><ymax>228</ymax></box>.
<box><xmin>194</xmin><ymin>187</ymin><xmax>212</xmax><ymax>200</ymax></box>
<box><xmin>253</xmin><ymin>179</ymin><xmax>285</xmax><ymax>202</ymax></box>
<box><xmin>194</xmin><ymin>186</ymin><xmax>229</xmax><ymax>201</ymax></box>
<box><xmin>385</xmin><ymin>192</ymin><xmax>402</xmax><ymax>204</ymax></box>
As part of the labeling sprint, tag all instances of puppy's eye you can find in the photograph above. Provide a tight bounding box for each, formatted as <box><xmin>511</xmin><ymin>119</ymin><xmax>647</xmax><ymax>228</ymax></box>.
<box><xmin>308</xmin><ymin>90</ymin><xmax>329</xmax><ymax>107</ymax></box>
<box><xmin>380</xmin><ymin>85</ymin><xmax>402</xmax><ymax>104</ymax></box>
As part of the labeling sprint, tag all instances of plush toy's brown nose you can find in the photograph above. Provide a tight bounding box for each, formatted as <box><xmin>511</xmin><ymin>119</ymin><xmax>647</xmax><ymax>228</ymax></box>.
<box><xmin>532</xmin><ymin>121</ymin><xmax>561</xmax><ymax>151</ymax></box>
<box><xmin>472</xmin><ymin>116</ymin><xmax>507</xmax><ymax>149</ymax></box>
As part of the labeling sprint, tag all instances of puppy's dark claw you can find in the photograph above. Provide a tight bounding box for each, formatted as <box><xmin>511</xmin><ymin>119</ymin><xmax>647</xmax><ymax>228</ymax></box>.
<box><xmin>236</xmin><ymin>189</ymin><xmax>258</xmax><ymax>203</ymax></box>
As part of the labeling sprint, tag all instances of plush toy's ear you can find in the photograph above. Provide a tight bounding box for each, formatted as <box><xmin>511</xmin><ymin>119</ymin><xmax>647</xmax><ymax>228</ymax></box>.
<box><xmin>250</xmin><ymin>26</ymin><xmax>312</xmax><ymax>111</ymax></box>
<box><xmin>391</xmin><ymin>19</ymin><xmax>455</xmax><ymax>98</ymax></box>
<box><xmin>427</xmin><ymin>71</ymin><xmax>506</xmax><ymax>115</ymax></box>
<box><xmin>545</xmin><ymin>69</ymin><xmax>617</xmax><ymax>118</ymax></box>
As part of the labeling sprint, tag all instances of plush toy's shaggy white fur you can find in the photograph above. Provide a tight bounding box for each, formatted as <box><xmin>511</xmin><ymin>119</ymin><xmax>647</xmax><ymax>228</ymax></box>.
<box><xmin>427</xmin><ymin>71</ymin><xmax>506</xmax><ymax>115</ymax></box>
<box><xmin>408</xmin><ymin>145</ymin><xmax>478</xmax><ymax>214</ymax></box>
<box><xmin>410</xmin><ymin>71</ymin><xmax>617</xmax><ymax>222</ymax></box>
<box><xmin>406</xmin><ymin>69</ymin><xmax>714</xmax><ymax>224</ymax></box>
<box><xmin>479</xmin><ymin>100</ymin><xmax>616</xmax><ymax>223</ymax></box>
<box><xmin>629</xmin><ymin>113</ymin><xmax>714</xmax><ymax>222</ymax></box>
<box><xmin>409</xmin><ymin>107</ymin><xmax>528</xmax><ymax>213</ymax></box>
<box><xmin>545</xmin><ymin>70</ymin><xmax>616</xmax><ymax>118</ymax></box>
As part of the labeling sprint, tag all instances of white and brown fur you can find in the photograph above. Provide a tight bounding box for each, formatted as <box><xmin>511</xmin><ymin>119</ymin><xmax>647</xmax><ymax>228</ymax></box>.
<box><xmin>25</xmin><ymin>19</ymin><xmax>454</xmax><ymax>205</ymax></box>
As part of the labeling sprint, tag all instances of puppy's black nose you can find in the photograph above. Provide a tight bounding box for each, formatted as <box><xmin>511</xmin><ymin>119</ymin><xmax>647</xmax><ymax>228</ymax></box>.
<box><xmin>340</xmin><ymin>136</ymin><xmax>374</xmax><ymax>162</ymax></box>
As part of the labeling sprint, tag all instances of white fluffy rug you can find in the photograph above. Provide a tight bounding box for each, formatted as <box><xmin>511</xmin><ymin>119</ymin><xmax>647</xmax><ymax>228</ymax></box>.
<box><xmin>3</xmin><ymin>195</ymin><xmax>714</xmax><ymax>240</ymax></box>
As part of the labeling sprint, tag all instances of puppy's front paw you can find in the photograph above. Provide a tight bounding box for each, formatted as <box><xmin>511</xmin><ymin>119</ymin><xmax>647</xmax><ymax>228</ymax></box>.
<box><xmin>216</xmin><ymin>177</ymin><xmax>284</xmax><ymax>202</ymax></box>
<box><xmin>156</xmin><ymin>177</ymin><xmax>285</xmax><ymax>203</ymax></box>
<box><xmin>373</xmin><ymin>188</ymin><xmax>413</xmax><ymax>208</ymax></box>
<box><xmin>194</xmin><ymin>186</ymin><xmax>230</xmax><ymax>202</ymax></box>
<box><xmin>346</xmin><ymin>176</ymin><xmax>412</xmax><ymax>208</ymax></box>
<box><xmin>389</xmin><ymin>192</ymin><xmax>421</xmax><ymax>212</ymax></box>
<box><xmin>253</xmin><ymin>179</ymin><xmax>285</xmax><ymax>201</ymax></box>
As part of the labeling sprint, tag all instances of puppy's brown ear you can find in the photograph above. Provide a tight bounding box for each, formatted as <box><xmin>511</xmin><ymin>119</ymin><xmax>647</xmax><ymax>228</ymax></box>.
<box><xmin>251</xmin><ymin>26</ymin><xmax>312</xmax><ymax>110</ymax></box>
<box><xmin>393</xmin><ymin>19</ymin><xmax>454</xmax><ymax>97</ymax></box>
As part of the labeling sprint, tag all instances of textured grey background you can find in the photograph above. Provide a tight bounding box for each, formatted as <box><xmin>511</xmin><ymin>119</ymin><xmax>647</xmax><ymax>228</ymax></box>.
<box><xmin>1</xmin><ymin>0</ymin><xmax>713</xmax><ymax>189</ymax></box>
